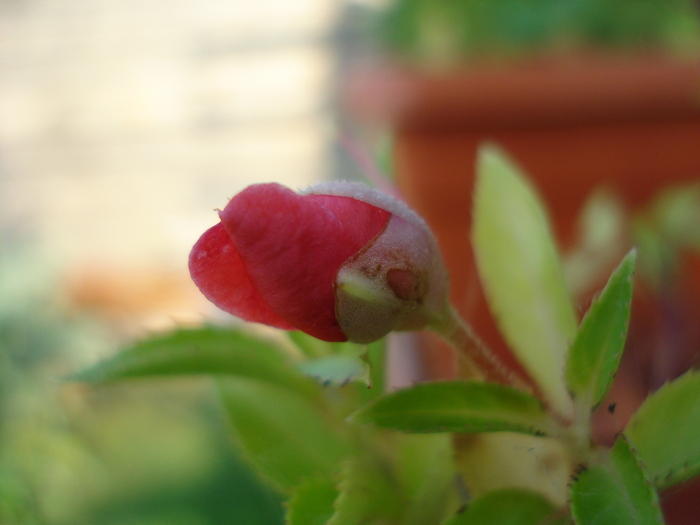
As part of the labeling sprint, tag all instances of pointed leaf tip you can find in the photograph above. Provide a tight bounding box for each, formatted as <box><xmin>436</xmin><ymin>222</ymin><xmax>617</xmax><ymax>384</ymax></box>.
<box><xmin>566</xmin><ymin>249</ymin><xmax>636</xmax><ymax>410</ymax></box>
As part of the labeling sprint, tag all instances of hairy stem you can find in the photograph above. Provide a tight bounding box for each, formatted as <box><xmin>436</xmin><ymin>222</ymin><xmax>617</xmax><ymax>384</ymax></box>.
<box><xmin>430</xmin><ymin>304</ymin><xmax>529</xmax><ymax>390</ymax></box>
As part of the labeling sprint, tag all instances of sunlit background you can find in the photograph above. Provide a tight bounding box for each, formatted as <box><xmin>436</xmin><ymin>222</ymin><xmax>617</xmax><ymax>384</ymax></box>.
<box><xmin>3</xmin><ymin>0</ymin><xmax>700</xmax><ymax>523</ymax></box>
<box><xmin>0</xmin><ymin>0</ymin><xmax>349</xmax><ymax>332</ymax></box>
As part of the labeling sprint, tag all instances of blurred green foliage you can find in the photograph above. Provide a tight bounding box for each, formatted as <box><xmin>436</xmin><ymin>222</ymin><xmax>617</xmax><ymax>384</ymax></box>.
<box><xmin>7</xmin><ymin>150</ymin><xmax>700</xmax><ymax>523</ymax></box>
<box><xmin>71</xmin><ymin>149</ymin><xmax>700</xmax><ymax>524</ymax></box>
<box><xmin>0</xmin><ymin>245</ymin><xmax>284</xmax><ymax>525</ymax></box>
<box><xmin>374</xmin><ymin>0</ymin><xmax>700</xmax><ymax>65</ymax></box>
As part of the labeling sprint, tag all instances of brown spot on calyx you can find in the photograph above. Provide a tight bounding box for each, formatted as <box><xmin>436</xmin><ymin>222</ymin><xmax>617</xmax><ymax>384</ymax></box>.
<box><xmin>386</xmin><ymin>268</ymin><xmax>420</xmax><ymax>301</ymax></box>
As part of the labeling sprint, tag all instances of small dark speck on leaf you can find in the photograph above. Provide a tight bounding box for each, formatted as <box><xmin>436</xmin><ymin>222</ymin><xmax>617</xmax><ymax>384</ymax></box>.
<box><xmin>608</xmin><ymin>402</ymin><xmax>617</xmax><ymax>414</ymax></box>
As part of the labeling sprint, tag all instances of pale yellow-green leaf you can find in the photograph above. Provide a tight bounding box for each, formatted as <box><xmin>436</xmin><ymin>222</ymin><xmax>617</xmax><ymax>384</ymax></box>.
<box><xmin>473</xmin><ymin>145</ymin><xmax>577</xmax><ymax>418</ymax></box>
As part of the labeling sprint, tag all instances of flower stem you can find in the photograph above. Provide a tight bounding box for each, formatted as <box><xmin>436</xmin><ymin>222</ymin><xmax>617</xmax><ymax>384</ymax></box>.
<box><xmin>430</xmin><ymin>304</ymin><xmax>528</xmax><ymax>390</ymax></box>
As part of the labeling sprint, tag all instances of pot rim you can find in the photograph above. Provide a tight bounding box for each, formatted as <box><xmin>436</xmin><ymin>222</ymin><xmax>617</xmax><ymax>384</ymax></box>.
<box><xmin>343</xmin><ymin>53</ymin><xmax>700</xmax><ymax>130</ymax></box>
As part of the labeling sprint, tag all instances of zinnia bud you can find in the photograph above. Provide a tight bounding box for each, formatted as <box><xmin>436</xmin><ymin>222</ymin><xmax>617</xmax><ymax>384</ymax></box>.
<box><xmin>189</xmin><ymin>182</ymin><xmax>449</xmax><ymax>343</ymax></box>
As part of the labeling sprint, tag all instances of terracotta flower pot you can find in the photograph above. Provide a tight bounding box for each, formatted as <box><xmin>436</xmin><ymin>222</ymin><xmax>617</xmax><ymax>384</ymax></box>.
<box><xmin>345</xmin><ymin>54</ymin><xmax>700</xmax><ymax>522</ymax></box>
<box><xmin>344</xmin><ymin>52</ymin><xmax>700</xmax><ymax>388</ymax></box>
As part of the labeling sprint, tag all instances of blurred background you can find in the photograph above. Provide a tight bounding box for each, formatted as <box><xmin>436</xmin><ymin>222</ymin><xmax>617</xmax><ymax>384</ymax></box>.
<box><xmin>3</xmin><ymin>0</ymin><xmax>700</xmax><ymax>523</ymax></box>
<box><xmin>0</xmin><ymin>0</ymin><xmax>347</xmax><ymax>523</ymax></box>
<box><xmin>0</xmin><ymin>0</ymin><xmax>344</xmax><ymax>331</ymax></box>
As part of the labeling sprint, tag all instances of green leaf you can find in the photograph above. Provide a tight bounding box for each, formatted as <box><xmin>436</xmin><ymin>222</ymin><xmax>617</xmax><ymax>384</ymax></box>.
<box><xmin>570</xmin><ymin>435</ymin><xmax>663</xmax><ymax>525</ymax></box>
<box><xmin>566</xmin><ymin>250</ymin><xmax>636</xmax><ymax>410</ymax></box>
<box><xmin>454</xmin><ymin>433</ymin><xmax>573</xmax><ymax>511</ymax></box>
<box><xmin>286</xmin><ymin>477</ymin><xmax>338</xmax><ymax>525</ymax></box>
<box><xmin>287</xmin><ymin>331</ymin><xmax>334</xmax><ymax>359</ymax></box>
<box><xmin>563</xmin><ymin>189</ymin><xmax>626</xmax><ymax>297</ymax></box>
<box><xmin>397</xmin><ymin>434</ymin><xmax>458</xmax><ymax>525</ymax></box>
<box><xmin>217</xmin><ymin>377</ymin><xmax>350</xmax><ymax>493</ymax></box>
<box><xmin>363</xmin><ymin>338</ymin><xmax>387</xmax><ymax>398</ymax></box>
<box><xmin>327</xmin><ymin>433</ymin><xmax>457</xmax><ymax>525</ymax></box>
<box><xmin>473</xmin><ymin>145</ymin><xmax>577</xmax><ymax>418</ymax></box>
<box><xmin>288</xmin><ymin>334</ymin><xmax>386</xmax><ymax>396</ymax></box>
<box><xmin>72</xmin><ymin>327</ymin><xmax>318</xmax><ymax>397</ymax></box>
<box><xmin>327</xmin><ymin>448</ymin><xmax>404</xmax><ymax>525</ymax></box>
<box><xmin>625</xmin><ymin>370</ymin><xmax>700</xmax><ymax>489</ymax></box>
<box><xmin>442</xmin><ymin>488</ymin><xmax>560</xmax><ymax>525</ymax></box>
<box><xmin>649</xmin><ymin>183</ymin><xmax>700</xmax><ymax>249</ymax></box>
<box><xmin>299</xmin><ymin>355</ymin><xmax>369</xmax><ymax>386</ymax></box>
<box><xmin>351</xmin><ymin>381</ymin><xmax>554</xmax><ymax>436</ymax></box>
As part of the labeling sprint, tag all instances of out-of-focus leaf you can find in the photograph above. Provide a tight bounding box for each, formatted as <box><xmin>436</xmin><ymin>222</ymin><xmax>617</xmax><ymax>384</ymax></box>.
<box><xmin>399</xmin><ymin>434</ymin><xmax>458</xmax><ymax>525</ymax></box>
<box><xmin>564</xmin><ymin>189</ymin><xmax>627</xmax><ymax>297</ymax></box>
<box><xmin>327</xmin><ymin>446</ymin><xmax>404</xmax><ymax>525</ymax></box>
<box><xmin>286</xmin><ymin>477</ymin><xmax>338</xmax><ymax>525</ymax></box>
<box><xmin>633</xmin><ymin>219</ymin><xmax>669</xmax><ymax>292</ymax></box>
<box><xmin>288</xmin><ymin>334</ymin><xmax>386</xmax><ymax>397</ymax></box>
<box><xmin>72</xmin><ymin>327</ymin><xmax>318</xmax><ymax>398</ymax></box>
<box><xmin>299</xmin><ymin>355</ymin><xmax>370</xmax><ymax>387</ymax></box>
<box><xmin>626</xmin><ymin>370</ymin><xmax>700</xmax><ymax>489</ymax></box>
<box><xmin>363</xmin><ymin>338</ymin><xmax>386</xmax><ymax>398</ymax></box>
<box><xmin>570</xmin><ymin>435</ymin><xmax>663</xmax><ymax>525</ymax></box>
<box><xmin>650</xmin><ymin>184</ymin><xmax>700</xmax><ymax>249</ymax></box>
<box><xmin>287</xmin><ymin>331</ymin><xmax>334</xmax><ymax>359</ymax></box>
<box><xmin>454</xmin><ymin>432</ymin><xmax>573</xmax><ymax>511</ymax></box>
<box><xmin>327</xmin><ymin>433</ymin><xmax>456</xmax><ymax>525</ymax></box>
<box><xmin>217</xmin><ymin>377</ymin><xmax>350</xmax><ymax>493</ymax></box>
<box><xmin>473</xmin><ymin>145</ymin><xmax>576</xmax><ymax>418</ymax></box>
<box><xmin>566</xmin><ymin>250</ymin><xmax>636</xmax><ymax>411</ymax></box>
<box><xmin>351</xmin><ymin>381</ymin><xmax>554</xmax><ymax>436</ymax></box>
<box><xmin>441</xmin><ymin>488</ymin><xmax>560</xmax><ymax>525</ymax></box>
<box><xmin>635</xmin><ymin>184</ymin><xmax>700</xmax><ymax>291</ymax></box>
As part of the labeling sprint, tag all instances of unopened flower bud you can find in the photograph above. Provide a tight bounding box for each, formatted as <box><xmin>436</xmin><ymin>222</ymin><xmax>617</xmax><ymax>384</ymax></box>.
<box><xmin>189</xmin><ymin>181</ymin><xmax>449</xmax><ymax>343</ymax></box>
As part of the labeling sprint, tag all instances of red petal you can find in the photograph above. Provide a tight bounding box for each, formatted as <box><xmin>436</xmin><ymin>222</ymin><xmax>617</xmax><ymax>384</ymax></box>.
<box><xmin>189</xmin><ymin>222</ymin><xmax>295</xmax><ymax>330</ymax></box>
<box><xmin>220</xmin><ymin>183</ymin><xmax>390</xmax><ymax>341</ymax></box>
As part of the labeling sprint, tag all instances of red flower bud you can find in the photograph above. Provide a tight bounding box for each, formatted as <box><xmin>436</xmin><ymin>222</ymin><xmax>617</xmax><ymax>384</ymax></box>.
<box><xmin>189</xmin><ymin>182</ymin><xmax>449</xmax><ymax>343</ymax></box>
